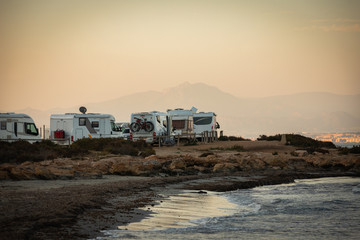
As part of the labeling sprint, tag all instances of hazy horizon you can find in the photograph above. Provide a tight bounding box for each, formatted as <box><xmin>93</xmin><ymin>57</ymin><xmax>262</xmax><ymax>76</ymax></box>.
<box><xmin>1</xmin><ymin>0</ymin><xmax>360</xmax><ymax>111</ymax></box>
<box><xmin>1</xmin><ymin>81</ymin><xmax>360</xmax><ymax>112</ymax></box>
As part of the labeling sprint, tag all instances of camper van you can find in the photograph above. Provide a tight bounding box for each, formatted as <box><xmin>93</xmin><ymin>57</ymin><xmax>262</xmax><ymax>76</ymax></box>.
<box><xmin>50</xmin><ymin>112</ymin><xmax>122</xmax><ymax>144</ymax></box>
<box><xmin>0</xmin><ymin>113</ymin><xmax>41</xmax><ymax>142</ymax></box>
<box><xmin>193</xmin><ymin>112</ymin><xmax>220</xmax><ymax>138</ymax></box>
<box><xmin>129</xmin><ymin>111</ymin><xmax>168</xmax><ymax>143</ymax></box>
<box><xmin>167</xmin><ymin>108</ymin><xmax>196</xmax><ymax>137</ymax></box>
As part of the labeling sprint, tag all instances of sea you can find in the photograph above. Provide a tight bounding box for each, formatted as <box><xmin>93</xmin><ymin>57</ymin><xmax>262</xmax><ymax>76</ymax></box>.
<box><xmin>98</xmin><ymin>177</ymin><xmax>360</xmax><ymax>240</ymax></box>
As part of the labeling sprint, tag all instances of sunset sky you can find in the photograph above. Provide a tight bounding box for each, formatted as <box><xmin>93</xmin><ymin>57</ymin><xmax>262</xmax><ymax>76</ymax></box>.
<box><xmin>1</xmin><ymin>0</ymin><xmax>359</xmax><ymax>111</ymax></box>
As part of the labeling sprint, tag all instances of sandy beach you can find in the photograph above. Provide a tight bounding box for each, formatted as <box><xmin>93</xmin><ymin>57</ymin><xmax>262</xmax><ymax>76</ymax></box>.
<box><xmin>1</xmin><ymin>141</ymin><xmax>359</xmax><ymax>239</ymax></box>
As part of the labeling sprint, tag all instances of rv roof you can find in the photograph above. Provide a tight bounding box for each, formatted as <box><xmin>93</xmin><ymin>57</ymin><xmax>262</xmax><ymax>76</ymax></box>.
<box><xmin>52</xmin><ymin>113</ymin><xmax>113</xmax><ymax>118</ymax></box>
<box><xmin>0</xmin><ymin>113</ymin><xmax>31</xmax><ymax>118</ymax></box>
<box><xmin>194</xmin><ymin>112</ymin><xmax>216</xmax><ymax>116</ymax></box>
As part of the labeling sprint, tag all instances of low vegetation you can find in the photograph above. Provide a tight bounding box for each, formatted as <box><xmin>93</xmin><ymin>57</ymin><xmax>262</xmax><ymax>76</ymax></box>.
<box><xmin>337</xmin><ymin>145</ymin><xmax>360</xmax><ymax>155</ymax></box>
<box><xmin>0</xmin><ymin>138</ymin><xmax>155</xmax><ymax>164</ymax></box>
<box><xmin>258</xmin><ymin>134</ymin><xmax>336</xmax><ymax>154</ymax></box>
<box><xmin>258</xmin><ymin>134</ymin><xmax>336</xmax><ymax>148</ymax></box>
<box><xmin>218</xmin><ymin>135</ymin><xmax>251</xmax><ymax>141</ymax></box>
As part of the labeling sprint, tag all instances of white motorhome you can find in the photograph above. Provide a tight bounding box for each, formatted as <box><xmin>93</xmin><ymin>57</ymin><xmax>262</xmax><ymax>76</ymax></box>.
<box><xmin>50</xmin><ymin>111</ymin><xmax>122</xmax><ymax>144</ymax></box>
<box><xmin>129</xmin><ymin>111</ymin><xmax>168</xmax><ymax>143</ymax></box>
<box><xmin>167</xmin><ymin>107</ymin><xmax>197</xmax><ymax>137</ymax></box>
<box><xmin>0</xmin><ymin>113</ymin><xmax>41</xmax><ymax>142</ymax></box>
<box><xmin>193</xmin><ymin>112</ymin><xmax>220</xmax><ymax>138</ymax></box>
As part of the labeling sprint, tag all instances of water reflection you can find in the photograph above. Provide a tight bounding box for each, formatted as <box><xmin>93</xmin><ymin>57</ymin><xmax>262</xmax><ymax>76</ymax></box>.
<box><xmin>119</xmin><ymin>190</ymin><xmax>237</xmax><ymax>231</ymax></box>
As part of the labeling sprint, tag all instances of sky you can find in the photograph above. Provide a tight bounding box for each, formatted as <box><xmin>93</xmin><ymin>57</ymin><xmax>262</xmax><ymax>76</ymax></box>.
<box><xmin>1</xmin><ymin>0</ymin><xmax>360</xmax><ymax>111</ymax></box>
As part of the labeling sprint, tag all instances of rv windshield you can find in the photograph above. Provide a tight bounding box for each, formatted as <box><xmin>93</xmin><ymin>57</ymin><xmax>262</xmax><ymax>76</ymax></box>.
<box><xmin>194</xmin><ymin>117</ymin><xmax>212</xmax><ymax>125</ymax></box>
<box><xmin>111</xmin><ymin>122</ymin><xmax>121</xmax><ymax>131</ymax></box>
<box><xmin>24</xmin><ymin>123</ymin><xmax>39</xmax><ymax>136</ymax></box>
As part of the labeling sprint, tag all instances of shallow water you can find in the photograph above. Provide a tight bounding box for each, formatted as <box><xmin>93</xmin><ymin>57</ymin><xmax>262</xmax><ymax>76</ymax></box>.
<box><xmin>99</xmin><ymin>177</ymin><xmax>360</xmax><ymax>240</ymax></box>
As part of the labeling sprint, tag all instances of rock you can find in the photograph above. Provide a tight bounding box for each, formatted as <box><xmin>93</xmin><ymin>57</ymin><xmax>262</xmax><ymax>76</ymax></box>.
<box><xmin>287</xmin><ymin>158</ymin><xmax>312</xmax><ymax>170</ymax></box>
<box><xmin>144</xmin><ymin>155</ymin><xmax>159</xmax><ymax>161</ymax></box>
<box><xmin>169</xmin><ymin>159</ymin><xmax>186</xmax><ymax>170</ymax></box>
<box><xmin>213</xmin><ymin>163</ymin><xmax>238</xmax><ymax>172</ymax></box>
<box><xmin>46</xmin><ymin>166</ymin><xmax>75</xmax><ymax>179</ymax></box>
<box><xmin>294</xmin><ymin>150</ymin><xmax>308</xmax><ymax>157</ymax></box>
<box><xmin>10</xmin><ymin>166</ymin><xmax>37</xmax><ymax>180</ymax></box>
<box><xmin>34</xmin><ymin>166</ymin><xmax>56</xmax><ymax>180</ymax></box>
<box><xmin>0</xmin><ymin>170</ymin><xmax>9</xmax><ymax>180</ymax></box>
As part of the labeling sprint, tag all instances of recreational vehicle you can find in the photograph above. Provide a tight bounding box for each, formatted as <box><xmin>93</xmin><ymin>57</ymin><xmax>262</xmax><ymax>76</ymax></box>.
<box><xmin>0</xmin><ymin>113</ymin><xmax>41</xmax><ymax>142</ymax></box>
<box><xmin>50</xmin><ymin>111</ymin><xmax>122</xmax><ymax>144</ymax></box>
<box><xmin>193</xmin><ymin>112</ymin><xmax>220</xmax><ymax>139</ymax></box>
<box><xmin>129</xmin><ymin>111</ymin><xmax>168</xmax><ymax>144</ymax></box>
<box><xmin>167</xmin><ymin>107</ymin><xmax>197</xmax><ymax>137</ymax></box>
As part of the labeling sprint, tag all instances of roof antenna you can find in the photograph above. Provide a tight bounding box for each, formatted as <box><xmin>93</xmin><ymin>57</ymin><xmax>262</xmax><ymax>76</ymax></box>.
<box><xmin>79</xmin><ymin>106</ymin><xmax>87</xmax><ymax>114</ymax></box>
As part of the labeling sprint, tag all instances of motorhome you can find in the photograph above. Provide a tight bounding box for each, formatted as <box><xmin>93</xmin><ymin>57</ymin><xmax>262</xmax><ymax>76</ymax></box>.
<box><xmin>193</xmin><ymin>112</ymin><xmax>220</xmax><ymax>139</ymax></box>
<box><xmin>0</xmin><ymin>113</ymin><xmax>41</xmax><ymax>142</ymax></box>
<box><xmin>167</xmin><ymin>107</ymin><xmax>197</xmax><ymax>137</ymax></box>
<box><xmin>50</xmin><ymin>111</ymin><xmax>122</xmax><ymax>144</ymax></box>
<box><xmin>129</xmin><ymin>111</ymin><xmax>168</xmax><ymax>143</ymax></box>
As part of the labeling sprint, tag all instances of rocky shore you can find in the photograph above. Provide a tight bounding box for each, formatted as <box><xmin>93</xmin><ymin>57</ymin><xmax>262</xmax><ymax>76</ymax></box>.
<box><xmin>1</xmin><ymin>141</ymin><xmax>359</xmax><ymax>239</ymax></box>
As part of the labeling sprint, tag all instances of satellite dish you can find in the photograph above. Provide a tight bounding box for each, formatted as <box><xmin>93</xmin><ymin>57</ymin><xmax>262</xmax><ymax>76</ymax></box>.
<box><xmin>79</xmin><ymin>106</ymin><xmax>87</xmax><ymax>114</ymax></box>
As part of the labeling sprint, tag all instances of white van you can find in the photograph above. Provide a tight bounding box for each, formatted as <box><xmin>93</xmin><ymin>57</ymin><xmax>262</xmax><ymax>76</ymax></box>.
<box><xmin>0</xmin><ymin>113</ymin><xmax>41</xmax><ymax>142</ymax></box>
<box><xmin>50</xmin><ymin>112</ymin><xmax>122</xmax><ymax>144</ymax></box>
<box><xmin>193</xmin><ymin>112</ymin><xmax>220</xmax><ymax>138</ymax></box>
<box><xmin>130</xmin><ymin>111</ymin><xmax>168</xmax><ymax>143</ymax></box>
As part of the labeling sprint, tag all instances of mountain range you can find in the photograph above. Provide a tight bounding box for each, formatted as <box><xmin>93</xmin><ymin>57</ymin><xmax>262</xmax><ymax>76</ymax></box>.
<box><xmin>6</xmin><ymin>82</ymin><xmax>360</xmax><ymax>138</ymax></box>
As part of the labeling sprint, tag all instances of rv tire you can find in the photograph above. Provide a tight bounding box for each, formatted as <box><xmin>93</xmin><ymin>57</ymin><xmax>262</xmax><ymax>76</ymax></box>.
<box><xmin>145</xmin><ymin>122</ymin><xmax>154</xmax><ymax>132</ymax></box>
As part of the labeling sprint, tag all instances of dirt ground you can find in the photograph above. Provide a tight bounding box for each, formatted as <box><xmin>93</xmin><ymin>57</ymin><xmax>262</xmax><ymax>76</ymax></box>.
<box><xmin>154</xmin><ymin>140</ymin><xmax>297</xmax><ymax>157</ymax></box>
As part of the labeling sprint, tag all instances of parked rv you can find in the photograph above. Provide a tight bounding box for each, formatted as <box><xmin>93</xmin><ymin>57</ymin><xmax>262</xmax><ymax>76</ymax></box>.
<box><xmin>193</xmin><ymin>112</ymin><xmax>220</xmax><ymax>139</ymax></box>
<box><xmin>0</xmin><ymin>113</ymin><xmax>41</xmax><ymax>142</ymax></box>
<box><xmin>167</xmin><ymin>107</ymin><xmax>197</xmax><ymax>137</ymax></box>
<box><xmin>50</xmin><ymin>109</ymin><xmax>122</xmax><ymax>144</ymax></box>
<box><xmin>129</xmin><ymin>111</ymin><xmax>168</xmax><ymax>144</ymax></box>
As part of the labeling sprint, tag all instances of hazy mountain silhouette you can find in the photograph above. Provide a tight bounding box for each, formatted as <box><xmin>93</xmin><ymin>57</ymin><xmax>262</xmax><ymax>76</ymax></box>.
<box><xmin>7</xmin><ymin>82</ymin><xmax>360</xmax><ymax>138</ymax></box>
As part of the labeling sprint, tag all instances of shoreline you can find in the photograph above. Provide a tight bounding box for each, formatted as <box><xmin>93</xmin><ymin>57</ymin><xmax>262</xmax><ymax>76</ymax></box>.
<box><xmin>1</xmin><ymin>170</ymin><xmax>359</xmax><ymax>240</ymax></box>
<box><xmin>1</xmin><ymin>140</ymin><xmax>359</xmax><ymax>239</ymax></box>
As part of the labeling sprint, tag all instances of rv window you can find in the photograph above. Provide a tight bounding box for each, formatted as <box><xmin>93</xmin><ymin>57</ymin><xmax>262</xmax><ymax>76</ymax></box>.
<box><xmin>91</xmin><ymin>121</ymin><xmax>99</xmax><ymax>128</ymax></box>
<box><xmin>194</xmin><ymin>117</ymin><xmax>212</xmax><ymax>125</ymax></box>
<box><xmin>79</xmin><ymin>118</ymin><xmax>86</xmax><ymax>126</ymax></box>
<box><xmin>172</xmin><ymin>120</ymin><xmax>185</xmax><ymax>129</ymax></box>
<box><xmin>24</xmin><ymin>123</ymin><xmax>38</xmax><ymax>136</ymax></box>
<box><xmin>156</xmin><ymin>116</ymin><xmax>161</xmax><ymax>123</ymax></box>
<box><xmin>111</xmin><ymin>122</ymin><xmax>120</xmax><ymax>131</ymax></box>
<box><xmin>0</xmin><ymin>121</ymin><xmax>6</xmax><ymax>130</ymax></box>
